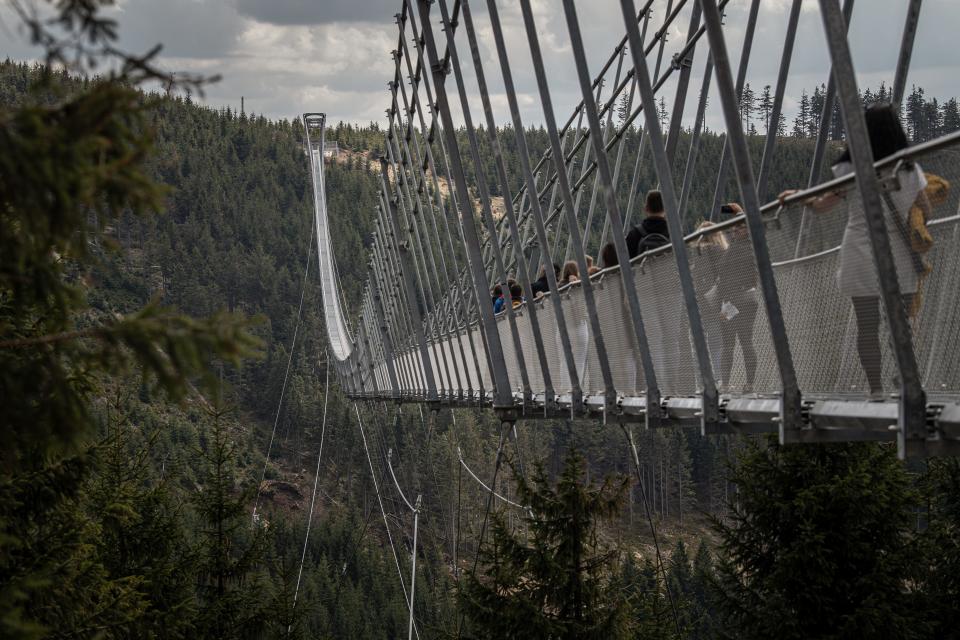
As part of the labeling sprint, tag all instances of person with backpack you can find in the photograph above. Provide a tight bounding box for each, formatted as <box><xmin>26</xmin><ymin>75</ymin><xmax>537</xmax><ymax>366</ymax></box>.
<box><xmin>626</xmin><ymin>190</ymin><xmax>670</xmax><ymax>259</ymax></box>
<box><xmin>530</xmin><ymin>262</ymin><xmax>561</xmax><ymax>298</ymax></box>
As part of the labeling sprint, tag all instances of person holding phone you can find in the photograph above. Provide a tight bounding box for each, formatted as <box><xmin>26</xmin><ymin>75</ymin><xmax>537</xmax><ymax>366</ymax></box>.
<box><xmin>709</xmin><ymin>204</ymin><xmax>759</xmax><ymax>393</ymax></box>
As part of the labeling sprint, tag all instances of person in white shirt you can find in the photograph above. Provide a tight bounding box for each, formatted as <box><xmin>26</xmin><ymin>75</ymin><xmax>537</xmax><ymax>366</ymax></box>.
<box><xmin>779</xmin><ymin>103</ymin><xmax>932</xmax><ymax>398</ymax></box>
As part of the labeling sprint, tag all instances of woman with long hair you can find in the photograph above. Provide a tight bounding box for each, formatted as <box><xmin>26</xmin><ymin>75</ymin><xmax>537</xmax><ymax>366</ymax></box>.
<box><xmin>780</xmin><ymin>103</ymin><xmax>932</xmax><ymax>397</ymax></box>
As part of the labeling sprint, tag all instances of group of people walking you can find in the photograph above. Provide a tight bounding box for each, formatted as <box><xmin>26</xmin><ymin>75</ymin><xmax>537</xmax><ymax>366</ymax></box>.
<box><xmin>488</xmin><ymin>103</ymin><xmax>942</xmax><ymax>398</ymax></box>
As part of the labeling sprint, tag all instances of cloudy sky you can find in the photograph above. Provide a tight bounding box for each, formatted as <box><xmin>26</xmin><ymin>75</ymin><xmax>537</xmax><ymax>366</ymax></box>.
<box><xmin>2</xmin><ymin>0</ymin><xmax>958</xmax><ymax>131</ymax></box>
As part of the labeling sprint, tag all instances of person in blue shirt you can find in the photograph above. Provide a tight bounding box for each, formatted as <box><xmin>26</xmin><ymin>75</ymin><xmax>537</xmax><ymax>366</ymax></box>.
<box><xmin>492</xmin><ymin>283</ymin><xmax>505</xmax><ymax>313</ymax></box>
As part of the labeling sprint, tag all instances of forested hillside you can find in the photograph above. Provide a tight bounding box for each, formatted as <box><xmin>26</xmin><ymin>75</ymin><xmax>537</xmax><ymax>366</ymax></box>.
<box><xmin>4</xmin><ymin>41</ymin><xmax>960</xmax><ymax>640</ymax></box>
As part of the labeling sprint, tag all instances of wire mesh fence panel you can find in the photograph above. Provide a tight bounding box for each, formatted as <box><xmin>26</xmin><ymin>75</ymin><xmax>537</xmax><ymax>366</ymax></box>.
<box><xmin>760</xmin><ymin>140</ymin><xmax>960</xmax><ymax>398</ymax></box>
<box><xmin>426</xmin><ymin>344</ymin><xmax>443</xmax><ymax>394</ymax></box>
<box><xmin>448</xmin><ymin>334</ymin><xmax>466</xmax><ymax>393</ymax></box>
<box><xmin>513</xmin><ymin>308</ymin><xmax>545</xmax><ymax>395</ymax></box>
<box><xmin>555</xmin><ymin>283</ymin><xmax>593</xmax><ymax>395</ymax></box>
<box><xmin>920</xmin><ymin>219</ymin><xmax>960</xmax><ymax>395</ymax></box>
<box><xmin>530</xmin><ymin>296</ymin><xmax>564</xmax><ymax>395</ymax></box>
<box><xmin>591</xmin><ymin>273</ymin><xmax>646</xmax><ymax>396</ymax></box>
<box><xmin>369</xmin><ymin>137</ymin><xmax>960</xmax><ymax>409</ymax></box>
<box><xmin>454</xmin><ymin>328</ymin><xmax>477</xmax><ymax>394</ymax></box>
<box><xmin>470</xmin><ymin>326</ymin><xmax>491</xmax><ymax>394</ymax></box>
<box><xmin>898</xmin><ymin>144</ymin><xmax>960</xmax><ymax>396</ymax></box>
<box><xmin>494</xmin><ymin>312</ymin><xmax>524</xmax><ymax>394</ymax></box>
<box><xmin>631</xmin><ymin>250</ymin><xmax>698</xmax><ymax>397</ymax></box>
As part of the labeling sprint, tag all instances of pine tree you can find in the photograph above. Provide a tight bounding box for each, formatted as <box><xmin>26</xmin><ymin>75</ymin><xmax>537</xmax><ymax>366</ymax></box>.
<box><xmin>942</xmin><ymin>98</ymin><xmax>960</xmax><ymax>134</ymax></box>
<box><xmin>916</xmin><ymin>459</ymin><xmax>960</xmax><ymax>637</ymax></box>
<box><xmin>459</xmin><ymin>449</ymin><xmax>631</xmax><ymax>639</ymax></box>
<box><xmin>808</xmin><ymin>83</ymin><xmax>825</xmax><ymax>138</ymax></box>
<box><xmin>758</xmin><ymin>84</ymin><xmax>773</xmax><ymax>134</ymax></box>
<box><xmin>85</xmin><ymin>388</ymin><xmax>199</xmax><ymax>637</ymax></box>
<box><xmin>689</xmin><ymin>541</ymin><xmax>717</xmax><ymax>640</ymax></box>
<box><xmin>792</xmin><ymin>90</ymin><xmax>810</xmax><ymax>138</ymax></box>
<box><xmin>658</xmin><ymin>96</ymin><xmax>669</xmax><ymax>128</ymax></box>
<box><xmin>713</xmin><ymin>439</ymin><xmax>926</xmax><ymax>639</ymax></box>
<box><xmin>830</xmin><ymin>96</ymin><xmax>845</xmax><ymax>141</ymax></box>
<box><xmin>876</xmin><ymin>81</ymin><xmax>890</xmax><ymax>105</ymax></box>
<box><xmin>0</xmin><ymin>6</ymin><xmax>257</xmax><ymax>638</ymax></box>
<box><xmin>906</xmin><ymin>85</ymin><xmax>927</xmax><ymax>140</ymax></box>
<box><xmin>667</xmin><ymin>539</ymin><xmax>694</xmax><ymax>635</ymax></box>
<box><xmin>618</xmin><ymin>555</ymin><xmax>674</xmax><ymax>640</ymax></box>
<box><xmin>193</xmin><ymin>404</ymin><xmax>268</xmax><ymax>638</ymax></box>
<box><xmin>617</xmin><ymin>90</ymin><xmax>632</xmax><ymax>129</ymax></box>
<box><xmin>740</xmin><ymin>82</ymin><xmax>756</xmax><ymax>132</ymax></box>
<box><xmin>924</xmin><ymin>97</ymin><xmax>942</xmax><ymax>140</ymax></box>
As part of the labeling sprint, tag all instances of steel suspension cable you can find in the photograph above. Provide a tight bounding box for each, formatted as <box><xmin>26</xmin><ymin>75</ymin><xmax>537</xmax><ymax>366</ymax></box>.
<box><xmin>354</xmin><ymin>402</ymin><xmax>421</xmax><ymax>640</ymax></box>
<box><xmin>455</xmin><ymin>419</ymin><xmax>510</xmax><ymax>640</ymax></box>
<box><xmin>252</xmin><ymin>220</ymin><xmax>315</xmax><ymax>524</ymax></box>
<box><xmin>456</xmin><ymin>446</ymin><xmax>529</xmax><ymax>512</ymax></box>
<box><xmin>385</xmin><ymin>449</ymin><xmax>422</xmax><ymax>640</ymax></box>
<box><xmin>290</xmin><ymin>352</ymin><xmax>330</xmax><ymax>628</ymax></box>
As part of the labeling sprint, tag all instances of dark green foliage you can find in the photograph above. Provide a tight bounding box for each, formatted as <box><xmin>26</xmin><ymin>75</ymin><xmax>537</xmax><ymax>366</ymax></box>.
<box><xmin>460</xmin><ymin>449</ymin><xmax>631</xmax><ymax>639</ymax></box>
<box><xmin>193</xmin><ymin>406</ymin><xmax>267</xmax><ymax>638</ymax></box>
<box><xmin>713</xmin><ymin>440</ymin><xmax>925</xmax><ymax>640</ymax></box>
<box><xmin>4</xmin><ymin>3</ymin><xmax>960</xmax><ymax>633</ymax></box>
<box><xmin>0</xmin><ymin>4</ymin><xmax>257</xmax><ymax>637</ymax></box>
<box><xmin>915</xmin><ymin>459</ymin><xmax>960</xmax><ymax>639</ymax></box>
<box><xmin>85</xmin><ymin>392</ymin><xmax>198</xmax><ymax>639</ymax></box>
<box><xmin>688</xmin><ymin>541</ymin><xmax>718</xmax><ymax>640</ymax></box>
<box><xmin>616</xmin><ymin>554</ymin><xmax>675</xmax><ymax>640</ymax></box>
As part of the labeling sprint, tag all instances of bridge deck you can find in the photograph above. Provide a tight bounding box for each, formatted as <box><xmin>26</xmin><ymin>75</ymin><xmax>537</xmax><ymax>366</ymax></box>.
<box><xmin>352</xmin><ymin>133</ymin><xmax>960</xmax><ymax>454</ymax></box>
<box><xmin>304</xmin><ymin>0</ymin><xmax>959</xmax><ymax>457</ymax></box>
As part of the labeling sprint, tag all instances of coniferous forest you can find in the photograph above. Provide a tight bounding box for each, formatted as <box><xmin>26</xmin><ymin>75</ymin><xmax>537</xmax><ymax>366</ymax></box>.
<box><xmin>3</xmin><ymin>5</ymin><xmax>960</xmax><ymax>639</ymax></box>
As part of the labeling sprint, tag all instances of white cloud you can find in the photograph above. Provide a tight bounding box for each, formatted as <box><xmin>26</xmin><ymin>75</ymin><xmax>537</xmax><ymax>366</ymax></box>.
<box><xmin>1</xmin><ymin>0</ymin><xmax>957</xmax><ymax>130</ymax></box>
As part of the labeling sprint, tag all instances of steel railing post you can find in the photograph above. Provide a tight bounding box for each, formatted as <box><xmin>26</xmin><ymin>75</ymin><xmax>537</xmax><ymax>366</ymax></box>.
<box><xmin>415</xmin><ymin>0</ymin><xmax>514</xmax><ymax>411</ymax></box>
<box><xmin>815</xmin><ymin>0</ymin><xmax>926</xmax><ymax>458</ymax></box>
<box><xmin>519</xmin><ymin>0</ymin><xmax>651</xmax><ymax>416</ymax></box>
<box><xmin>438</xmin><ymin>0</ymin><xmax>558</xmax><ymax>409</ymax></box>
<box><xmin>379</xmin><ymin>163</ymin><xmax>439</xmax><ymax>402</ymax></box>
<box><xmin>698</xmin><ymin>0</ymin><xmax>803</xmax><ymax>433</ymax></box>
<box><xmin>708</xmin><ymin>0</ymin><xmax>762</xmax><ymax>220</ymax></box>
<box><xmin>369</xmin><ymin>266</ymin><xmax>401</xmax><ymax>399</ymax></box>
<box><xmin>892</xmin><ymin>0</ymin><xmax>924</xmax><ymax>109</ymax></box>
<box><xmin>755</xmin><ymin>0</ymin><xmax>802</xmax><ymax>200</ymax></box>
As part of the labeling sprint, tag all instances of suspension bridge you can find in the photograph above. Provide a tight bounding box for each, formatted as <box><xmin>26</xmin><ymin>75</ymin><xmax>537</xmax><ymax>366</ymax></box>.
<box><xmin>302</xmin><ymin>0</ymin><xmax>960</xmax><ymax>460</ymax></box>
